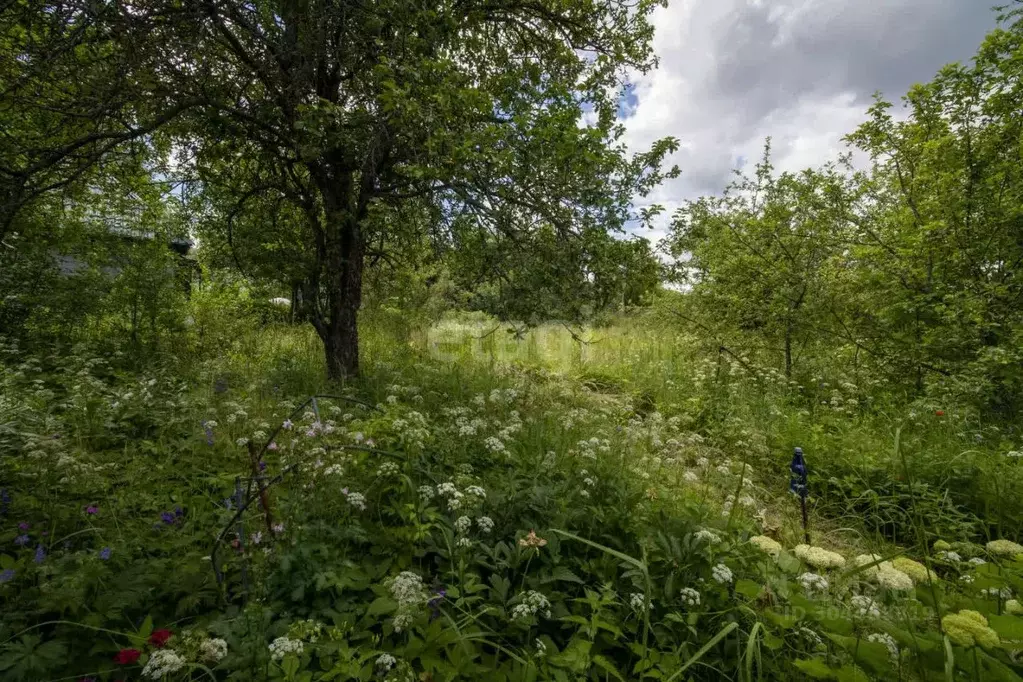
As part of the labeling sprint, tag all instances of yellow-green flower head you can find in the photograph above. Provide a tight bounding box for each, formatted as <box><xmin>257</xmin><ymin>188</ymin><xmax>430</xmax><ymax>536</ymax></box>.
<box><xmin>750</xmin><ymin>535</ymin><xmax>782</xmax><ymax>558</ymax></box>
<box><xmin>892</xmin><ymin>557</ymin><xmax>936</xmax><ymax>585</ymax></box>
<box><xmin>933</xmin><ymin>540</ymin><xmax>951</xmax><ymax>552</ymax></box>
<box><xmin>987</xmin><ymin>539</ymin><xmax>1023</xmax><ymax>557</ymax></box>
<box><xmin>941</xmin><ymin>610</ymin><xmax>1000</xmax><ymax>649</ymax></box>
<box><xmin>794</xmin><ymin>544</ymin><xmax>846</xmax><ymax>569</ymax></box>
<box><xmin>852</xmin><ymin>554</ymin><xmax>914</xmax><ymax>591</ymax></box>
<box><xmin>1006</xmin><ymin>599</ymin><xmax>1023</xmax><ymax>615</ymax></box>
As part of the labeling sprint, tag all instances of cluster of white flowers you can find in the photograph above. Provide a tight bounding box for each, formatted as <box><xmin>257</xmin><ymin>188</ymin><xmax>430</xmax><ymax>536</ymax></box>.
<box><xmin>853</xmin><ymin>554</ymin><xmax>915</xmax><ymax>591</ymax></box>
<box><xmin>236</xmin><ymin>437</ymin><xmax>250</xmax><ymax>447</ymax></box>
<box><xmin>418</xmin><ymin>485</ymin><xmax>435</xmax><ymax>500</ymax></box>
<box><xmin>392</xmin><ymin>410</ymin><xmax>430</xmax><ymax>448</ymax></box>
<box><xmin>269</xmin><ymin>636</ymin><xmax>304</xmax><ymax>660</ymax></box>
<box><xmin>323</xmin><ymin>463</ymin><xmax>344</xmax><ymax>477</ymax></box>
<box><xmin>969</xmin><ymin>557</ymin><xmax>987</xmax><ymax>566</ymax></box>
<box><xmin>694</xmin><ymin>529</ymin><xmax>720</xmax><ymax>544</ymax></box>
<box><xmin>346</xmin><ymin>491</ymin><xmax>366</xmax><ymax>511</ymax></box>
<box><xmin>456</xmin><ymin>537</ymin><xmax>472</xmax><ymax>548</ymax></box>
<box><xmin>798</xmin><ymin>572</ymin><xmax>830</xmax><ymax>594</ymax></box>
<box><xmin>377</xmin><ymin>461</ymin><xmax>400</xmax><ymax>477</ymax></box>
<box><xmin>200</xmin><ymin>637</ymin><xmax>228</xmax><ymax>663</ymax></box>
<box><xmin>629</xmin><ymin>593</ymin><xmax>649</xmax><ymax>611</ymax></box>
<box><xmin>750</xmin><ymin>535</ymin><xmax>783</xmax><ymax>557</ymax></box>
<box><xmin>711</xmin><ymin>563</ymin><xmax>733</xmax><ymax>584</ymax></box>
<box><xmin>936</xmin><ymin>550</ymin><xmax>962</xmax><ymax>562</ymax></box>
<box><xmin>376</xmin><ymin>653</ymin><xmax>397</xmax><ymax>671</ymax></box>
<box><xmin>683</xmin><ymin>470</ymin><xmax>700</xmax><ymax>483</ymax></box>
<box><xmin>454</xmin><ymin>516</ymin><xmax>473</xmax><ymax>534</ymax></box>
<box><xmin>794</xmin><ymin>544</ymin><xmax>847</xmax><ymax>569</ymax></box>
<box><xmin>142</xmin><ymin>649</ymin><xmax>186</xmax><ymax>679</ymax></box>
<box><xmin>680</xmin><ymin>587</ymin><xmax>701</xmax><ymax>606</ymax></box>
<box><xmin>483</xmin><ymin>436</ymin><xmax>507</xmax><ymax>454</ymax></box>
<box><xmin>477</xmin><ymin>516</ymin><xmax>494</xmax><ymax>534</ymax></box>
<box><xmin>388</xmin><ymin>571</ymin><xmax>427</xmax><ymax>632</ymax></box>
<box><xmin>867</xmin><ymin>632</ymin><xmax>899</xmax><ymax>663</ymax></box>
<box><xmin>984</xmin><ymin>587</ymin><xmax>1013</xmax><ymax>600</ymax></box>
<box><xmin>850</xmin><ymin>595</ymin><xmax>881</xmax><ymax>618</ymax></box>
<box><xmin>466</xmin><ymin>485</ymin><xmax>486</xmax><ymax>499</ymax></box>
<box><xmin>535</xmin><ymin>638</ymin><xmax>547</xmax><ymax>657</ymax></box>
<box><xmin>511</xmin><ymin>591</ymin><xmax>552</xmax><ymax>620</ymax></box>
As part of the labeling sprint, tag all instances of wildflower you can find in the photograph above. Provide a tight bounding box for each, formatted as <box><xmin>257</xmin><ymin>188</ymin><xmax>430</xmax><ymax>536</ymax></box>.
<box><xmin>33</xmin><ymin>544</ymin><xmax>45</xmax><ymax>563</ymax></box>
<box><xmin>148</xmin><ymin>629</ymin><xmax>173</xmax><ymax>648</ymax></box>
<box><xmin>436</xmin><ymin>482</ymin><xmax>457</xmax><ymax>497</ymax></box>
<box><xmin>346</xmin><ymin>492</ymin><xmax>366</xmax><ymax>511</ymax></box>
<box><xmin>694</xmin><ymin>529</ymin><xmax>720</xmax><ymax>544</ymax></box>
<box><xmin>893</xmin><ymin>557</ymin><xmax>937</xmax><ymax>584</ymax></box>
<box><xmin>282</xmin><ymin>419</ymin><xmax>293</xmax><ymax>430</ymax></box>
<box><xmin>456</xmin><ymin>537</ymin><xmax>472</xmax><ymax>548</ymax></box>
<box><xmin>987</xmin><ymin>539</ymin><xmax>1023</xmax><ymax>556</ymax></box>
<box><xmin>236</xmin><ymin>437</ymin><xmax>249</xmax><ymax>447</ymax></box>
<box><xmin>933</xmin><ymin>540</ymin><xmax>951</xmax><ymax>551</ymax></box>
<box><xmin>376</xmin><ymin>653</ymin><xmax>397</xmax><ymax>671</ymax></box>
<box><xmin>14</xmin><ymin>534</ymin><xmax>29</xmax><ymax>546</ymax></box>
<box><xmin>267</xmin><ymin>441</ymin><xmax>278</xmax><ymax>451</ymax></box>
<box><xmin>711</xmin><ymin>563</ymin><xmax>734</xmax><ymax>584</ymax></box>
<box><xmin>680</xmin><ymin>587</ymin><xmax>701</xmax><ymax>606</ymax></box>
<box><xmin>798</xmin><ymin>627</ymin><xmax>823</xmax><ymax>648</ymax></box>
<box><xmin>0</xmin><ymin>569</ymin><xmax>14</xmax><ymax>583</ymax></box>
<box><xmin>99</xmin><ymin>547</ymin><xmax>111</xmax><ymax>560</ymax></box>
<box><xmin>850</xmin><ymin>595</ymin><xmax>880</xmax><ymax>618</ymax></box>
<box><xmin>17</xmin><ymin>521</ymin><xmax>29</xmax><ymax>530</ymax></box>
<box><xmin>798</xmin><ymin>572</ymin><xmax>829</xmax><ymax>594</ymax></box>
<box><xmin>942</xmin><ymin>610</ymin><xmax>1000</xmax><ymax>649</ymax></box>
<box><xmin>269</xmin><ymin>636</ymin><xmax>304</xmax><ymax>660</ymax></box>
<box><xmin>160</xmin><ymin>511</ymin><xmax>176</xmax><ymax>525</ymax></box>
<box><xmin>866</xmin><ymin>632</ymin><xmax>899</xmax><ymax>663</ymax></box>
<box><xmin>750</xmin><ymin>535</ymin><xmax>782</xmax><ymax>558</ymax></box>
<box><xmin>715</xmin><ymin>464</ymin><xmax>731</xmax><ymax>475</ymax></box>
<box><xmin>1007</xmin><ymin>599</ymin><xmax>1023</xmax><ymax>615</ymax></box>
<box><xmin>683</xmin><ymin>470</ymin><xmax>699</xmax><ymax>483</ymax></box>
<box><xmin>418</xmin><ymin>485</ymin><xmax>435</xmax><ymax>501</ymax></box>
<box><xmin>272</xmin><ymin>523</ymin><xmax>285</xmax><ymax>534</ymax></box>
<box><xmin>376</xmin><ymin>461</ymin><xmax>400</xmax><ymax>477</ymax></box>
<box><xmin>454</xmin><ymin>516</ymin><xmax>472</xmax><ymax>534</ymax></box>
<box><xmin>250</xmin><ymin>531</ymin><xmax>263</xmax><ymax>545</ymax></box>
<box><xmin>200</xmin><ymin>638</ymin><xmax>228</xmax><ymax>663</ymax></box>
<box><xmin>629</xmin><ymin>593</ymin><xmax>649</xmax><ymax>611</ymax></box>
<box><xmin>519</xmin><ymin>530</ymin><xmax>548</xmax><ymax>549</ymax></box>
<box><xmin>113</xmin><ymin>648</ymin><xmax>141</xmax><ymax>664</ymax></box>
<box><xmin>511</xmin><ymin>591</ymin><xmax>552</xmax><ymax>620</ymax></box>
<box><xmin>477</xmin><ymin>516</ymin><xmax>494</xmax><ymax>534</ymax></box>
<box><xmin>936</xmin><ymin>550</ymin><xmax>962</xmax><ymax>563</ymax></box>
<box><xmin>793</xmin><ymin>544</ymin><xmax>846</xmax><ymax>569</ymax></box>
<box><xmin>465</xmin><ymin>485</ymin><xmax>486</xmax><ymax>498</ymax></box>
<box><xmin>447</xmin><ymin>491</ymin><xmax>465</xmax><ymax>510</ymax></box>
<box><xmin>535</xmin><ymin>638</ymin><xmax>547</xmax><ymax>657</ymax></box>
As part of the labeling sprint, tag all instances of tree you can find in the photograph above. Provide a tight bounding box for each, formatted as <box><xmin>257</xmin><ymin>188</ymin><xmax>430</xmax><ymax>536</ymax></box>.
<box><xmin>662</xmin><ymin>142</ymin><xmax>853</xmax><ymax>378</ymax></box>
<box><xmin>3</xmin><ymin>0</ymin><xmax>678</xmax><ymax>380</ymax></box>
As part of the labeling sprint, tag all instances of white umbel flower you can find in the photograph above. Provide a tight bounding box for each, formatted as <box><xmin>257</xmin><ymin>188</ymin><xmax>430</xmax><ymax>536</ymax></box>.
<box><xmin>143</xmin><ymin>649</ymin><xmax>186</xmax><ymax>678</ymax></box>
<box><xmin>711</xmin><ymin>563</ymin><xmax>734</xmax><ymax>584</ymax></box>
<box><xmin>269</xmin><ymin>636</ymin><xmax>304</xmax><ymax>660</ymax></box>
<box><xmin>680</xmin><ymin>587</ymin><xmax>701</xmax><ymax>606</ymax></box>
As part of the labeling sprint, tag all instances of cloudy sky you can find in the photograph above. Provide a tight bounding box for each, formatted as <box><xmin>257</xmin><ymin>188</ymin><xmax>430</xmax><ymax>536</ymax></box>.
<box><xmin>618</xmin><ymin>0</ymin><xmax>999</xmax><ymax>241</ymax></box>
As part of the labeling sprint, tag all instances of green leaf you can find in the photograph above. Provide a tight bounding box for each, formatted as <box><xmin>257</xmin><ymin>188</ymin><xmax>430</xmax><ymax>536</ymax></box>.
<box><xmin>550</xmin><ymin>566</ymin><xmax>584</xmax><ymax>584</ymax></box>
<box><xmin>835</xmin><ymin>665</ymin><xmax>869</xmax><ymax>682</ymax></box>
<box><xmin>793</xmin><ymin>658</ymin><xmax>835</xmax><ymax>679</ymax></box>
<box><xmin>735</xmin><ymin>579</ymin><xmax>762</xmax><ymax>600</ymax></box>
<box><xmin>593</xmin><ymin>654</ymin><xmax>626</xmax><ymax>681</ymax></box>
<box><xmin>365</xmin><ymin>597</ymin><xmax>396</xmax><ymax>616</ymax></box>
<box><xmin>989</xmin><ymin>614</ymin><xmax>1023</xmax><ymax>642</ymax></box>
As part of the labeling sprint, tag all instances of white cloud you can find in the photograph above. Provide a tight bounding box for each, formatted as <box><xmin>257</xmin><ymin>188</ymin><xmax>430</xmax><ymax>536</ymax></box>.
<box><xmin>620</xmin><ymin>0</ymin><xmax>997</xmax><ymax>239</ymax></box>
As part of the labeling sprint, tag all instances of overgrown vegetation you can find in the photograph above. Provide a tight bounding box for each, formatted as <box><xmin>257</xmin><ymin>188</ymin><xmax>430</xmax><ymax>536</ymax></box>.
<box><xmin>3</xmin><ymin>1</ymin><xmax>1023</xmax><ymax>681</ymax></box>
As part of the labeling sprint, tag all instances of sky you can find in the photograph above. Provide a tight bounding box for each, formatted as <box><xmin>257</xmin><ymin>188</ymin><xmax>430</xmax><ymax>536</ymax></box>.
<box><xmin>615</xmin><ymin>0</ymin><xmax>1000</xmax><ymax>243</ymax></box>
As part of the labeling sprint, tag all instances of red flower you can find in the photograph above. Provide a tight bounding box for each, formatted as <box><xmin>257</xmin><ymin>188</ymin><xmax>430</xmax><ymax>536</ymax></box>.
<box><xmin>113</xmin><ymin>648</ymin><xmax>141</xmax><ymax>664</ymax></box>
<box><xmin>935</xmin><ymin>410</ymin><xmax>945</xmax><ymax>416</ymax></box>
<box><xmin>149</xmin><ymin>629</ymin><xmax>173</xmax><ymax>648</ymax></box>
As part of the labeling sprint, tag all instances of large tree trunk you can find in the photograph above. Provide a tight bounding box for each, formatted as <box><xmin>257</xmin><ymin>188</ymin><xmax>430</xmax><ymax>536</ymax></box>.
<box><xmin>318</xmin><ymin>215</ymin><xmax>365</xmax><ymax>382</ymax></box>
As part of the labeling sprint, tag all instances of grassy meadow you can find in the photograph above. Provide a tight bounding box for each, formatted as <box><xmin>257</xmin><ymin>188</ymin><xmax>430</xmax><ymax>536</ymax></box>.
<box><xmin>3</xmin><ymin>313</ymin><xmax>1022</xmax><ymax>681</ymax></box>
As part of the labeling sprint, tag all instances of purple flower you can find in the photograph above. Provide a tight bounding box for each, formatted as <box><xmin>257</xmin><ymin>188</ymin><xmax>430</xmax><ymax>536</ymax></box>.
<box><xmin>174</xmin><ymin>506</ymin><xmax>184</xmax><ymax>517</ymax></box>
<box><xmin>33</xmin><ymin>544</ymin><xmax>45</xmax><ymax>563</ymax></box>
<box><xmin>305</xmin><ymin>429</ymin><xmax>316</xmax><ymax>438</ymax></box>
<box><xmin>85</xmin><ymin>505</ymin><xmax>98</xmax><ymax>515</ymax></box>
<box><xmin>17</xmin><ymin>521</ymin><xmax>29</xmax><ymax>531</ymax></box>
<box><xmin>0</xmin><ymin>568</ymin><xmax>14</xmax><ymax>583</ymax></box>
<box><xmin>14</xmin><ymin>534</ymin><xmax>29</xmax><ymax>546</ymax></box>
<box><xmin>282</xmin><ymin>419</ymin><xmax>293</xmax><ymax>430</ymax></box>
<box><xmin>99</xmin><ymin>547</ymin><xmax>111</xmax><ymax>560</ymax></box>
<box><xmin>258</xmin><ymin>461</ymin><xmax>267</xmax><ymax>472</ymax></box>
<box><xmin>160</xmin><ymin>511</ymin><xmax>176</xmax><ymax>525</ymax></box>
<box><xmin>267</xmin><ymin>441</ymin><xmax>278</xmax><ymax>451</ymax></box>
<box><xmin>202</xmin><ymin>421</ymin><xmax>215</xmax><ymax>446</ymax></box>
<box><xmin>342</xmin><ymin>487</ymin><xmax>349</xmax><ymax>496</ymax></box>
